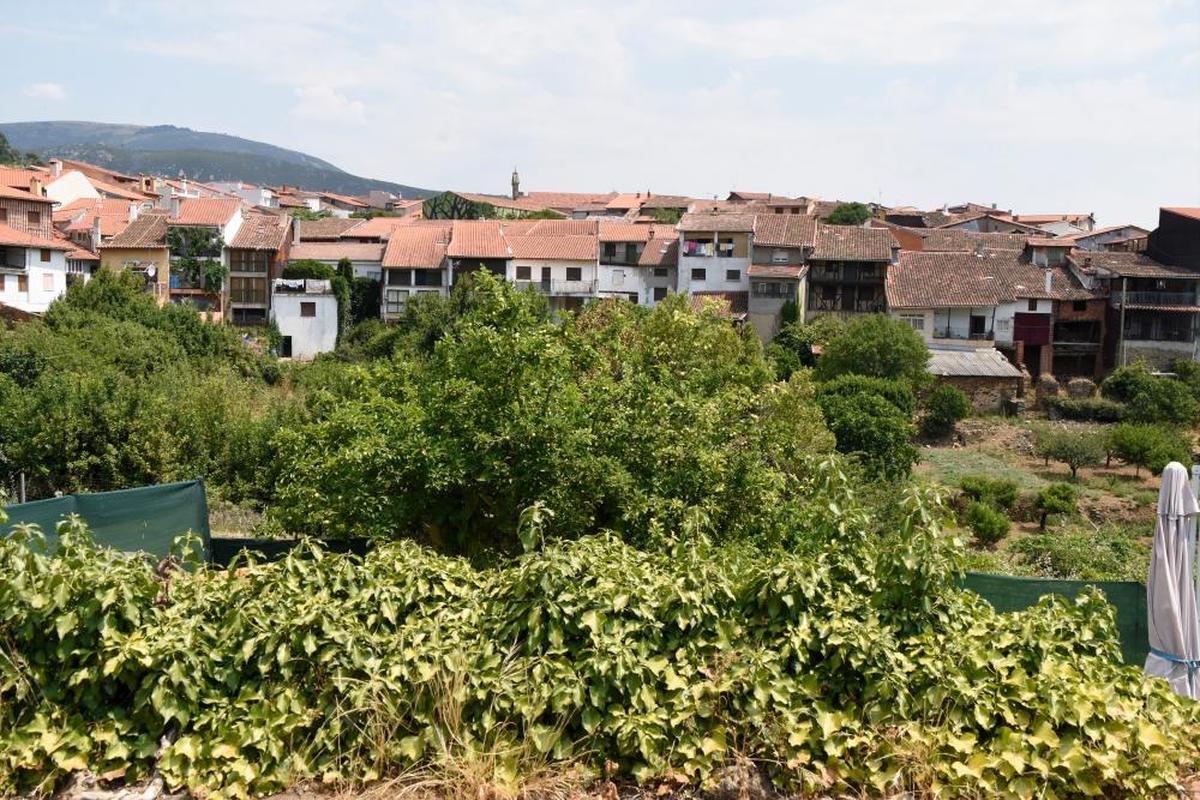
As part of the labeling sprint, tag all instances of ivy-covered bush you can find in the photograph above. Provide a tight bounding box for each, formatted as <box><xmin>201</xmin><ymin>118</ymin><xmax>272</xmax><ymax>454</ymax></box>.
<box><xmin>922</xmin><ymin>383</ymin><xmax>972</xmax><ymax>436</ymax></box>
<box><xmin>960</xmin><ymin>475</ymin><xmax>1019</xmax><ymax>512</ymax></box>
<box><xmin>2</xmin><ymin>484</ymin><xmax>1197</xmax><ymax>800</ymax></box>
<box><xmin>1044</xmin><ymin>396</ymin><xmax>1126</xmax><ymax>423</ymax></box>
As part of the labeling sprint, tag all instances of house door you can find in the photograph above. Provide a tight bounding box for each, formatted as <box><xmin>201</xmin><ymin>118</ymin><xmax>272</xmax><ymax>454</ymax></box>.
<box><xmin>969</xmin><ymin>315</ymin><xmax>987</xmax><ymax>338</ymax></box>
<box><xmin>280</xmin><ymin>336</ymin><xmax>293</xmax><ymax>358</ymax></box>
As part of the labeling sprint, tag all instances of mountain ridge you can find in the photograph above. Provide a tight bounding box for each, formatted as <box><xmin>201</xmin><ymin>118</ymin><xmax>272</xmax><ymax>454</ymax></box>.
<box><xmin>0</xmin><ymin>121</ymin><xmax>438</xmax><ymax>199</ymax></box>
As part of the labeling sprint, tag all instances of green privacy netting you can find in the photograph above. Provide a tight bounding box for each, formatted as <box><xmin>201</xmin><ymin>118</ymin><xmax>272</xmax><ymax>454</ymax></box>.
<box><xmin>963</xmin><ymin>572</ymin><xmax>1148</xmax><ymax>665</ymax></box>
<box><xmin>1</xmin><ymin>480</ymin><xmax>210</xmax><ymax>561</ymax></box>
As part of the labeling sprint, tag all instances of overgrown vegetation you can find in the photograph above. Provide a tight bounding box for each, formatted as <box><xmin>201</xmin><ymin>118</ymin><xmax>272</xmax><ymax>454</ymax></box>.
<box><xmin>3</xmin><ymin>479</ymin><xmax>1198</xmax><ymax>799</ymax></box>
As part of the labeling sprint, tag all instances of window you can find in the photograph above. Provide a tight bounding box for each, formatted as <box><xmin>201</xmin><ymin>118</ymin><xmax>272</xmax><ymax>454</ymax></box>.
<box><xmin>624</xmin><ymin>243</ymin><xmax>638</xmax><ymax>263</ymax></box>
<box><xmin>1072</xmin><ymin>300</ymin><xmax>1087</xmax><ymax>312</ymax></box>
<box><xmin>516</xmin><ymin>265</ymin><xmax>532</xmax><ymax>280</ymax></box>
<box><xmin>0</xmin><ymin>209</ymin><xmax>6</xmax><ymax>222</ymax></box>
<box><xmin>653</xmin><ymin>267</ymin><xmax>668</xmax><ymax>277</ymax></box>
<box><xmin>653</xmin><ymin>287</ymin><xmax>667</xmax><ymax>301</ymax></box>
<box><xmin>683</xmin><ymin>238</ymin><xmax>714</xmax><ymax>257</ymax></box>
<box><xmin>566</xmin><ymin>266</ymin><xmax>582</xmax><ymax>282</ymax></box>
<box><xmin>717</xmin><ymin>237</ymin><xmax>735</xmax><ymax>257</ymax></box>
<box><xmin>753</xmin><ymin>281</ymin><xmax>794</xmax><ymax>298</ymax></box>
<box><xmin>0</xmin><ymin>275</ymin><xmax>6</xmax><ymax>292</ymax></box>
<box><xmin>229</xmin><ymin>249</ymin><xmax>270</xmax><ymax>273</ymax></box>
<box><xmin>27</xmin><ymin>211</ymin><xmax>40</xmax><ymax>226</ymax></box>
<box><xmin>42</xmin><ymin>273</ymin><xmax>54</xmax><ymax>291</ymax></box>
<box><xmin>230</xmin><ymin>277</ymin><xmax>267</xmax><ymax>304</ymax></box>
<box><xmin>540</xmin><ymin>267</ymin><xmax>551</xmax><ymax>282</ymax></box>
<box><xmin>18</xmin><ymin>274</ymin><xmax>28</xmax><ymax>292</ymax></box>
<box><xmin>414</xmin><ymin>270</ymin><xmax>441</xmax><ymax>287</ymax></box>
<box><xmin>772</xmin><ymin>249</ymin><xmax>789</xmax><ymax>264</ymax></box>
<box><xmin>725</xmin><ymin>269</ymin><xmax>740</xmax><ymax>282</ymax></box>
<box><xmin>603</xmin><ymin>242</ymin><xmax>617</xmax><ymax>259</ymax></box>
<box><xmin>1027</xmin><ymin>299</ymin><xmax>1038</xmax><ymax>311</ymax></box>
<box><xmin>39</xmin><ymin>248</ymin><xmax>51</xmax><ymax>262</ymax></box>
<box><xmin>300</xmin><ymin>301</ymin><xmax>316</xmax><ymax>317</ymax></box>
<box><xmin>691</xmin><ymin>267</ymin><xmax>706</xmax><ymax>281</ymax></box>
<box><xmin>899</xmin><ymin>314</ymin><xmax>925</xmax><ymax>332</ymax></box>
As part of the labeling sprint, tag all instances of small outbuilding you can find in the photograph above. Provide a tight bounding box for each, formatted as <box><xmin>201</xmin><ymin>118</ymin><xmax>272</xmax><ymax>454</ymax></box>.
<box><xmin>270</xmin><ymin>278</ymin><xmax>338</xmax><ymax>360</ymax></box>
<box><xmin>927</xmin><ymin>345</ymin><xmax>1025</xmax><ymax>412</ymax></box>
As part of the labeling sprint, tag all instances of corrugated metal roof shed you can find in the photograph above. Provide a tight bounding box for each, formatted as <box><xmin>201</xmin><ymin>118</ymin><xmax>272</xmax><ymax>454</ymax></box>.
<box><xmin>928</xmin><ymin>347</ymin><xmax>1023</xmax><ymax>378</ymax></box>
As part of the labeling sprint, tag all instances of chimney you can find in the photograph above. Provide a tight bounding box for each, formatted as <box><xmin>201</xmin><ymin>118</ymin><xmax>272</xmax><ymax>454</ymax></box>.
<box><xmin>49</xmin><ymin>159</ymin><xmax>62</xmax><ymax>178</ymax></box>
<box><xmin>128</xmin><ymin>202</ymin><xmax>140</xmax><ymax>223</ymax></box>
<box><xmin>29</xmin><ymin>177</ymin><xmax>43</xmax><ymax>197</ymax></box>
<box><xmin>991</xmin><ymin>202</ymin><xmax>997</xmax><ymax>210</ymax></box>
<box><xmin>170</xmin><ymin>197</ymin><xmax>182</xmax><ymax>218</ymax></box>
<box><xmin>973</xmin><ymin>242</ymin><xmax>986</xmax><ymax>257</ymax></box>
<box><xmin>1044</xmin><ymin>268</ymin><xmax>1052</xmax><ymax>293</ymax></box>
<box><xmin>292</xmin><ymin>216</ymin><xmax>302</xmax><ymax>244</ymax></box>
<box><xmin>91</xmin><ymin>215</ymin><xmax>102</xmax><ymax>252</ymax></box>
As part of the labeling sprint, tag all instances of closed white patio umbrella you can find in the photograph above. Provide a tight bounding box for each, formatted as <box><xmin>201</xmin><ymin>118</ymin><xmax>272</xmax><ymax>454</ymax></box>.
<box><xmin>1144</xmin><ymin>461</ymin><xmax>1200</xmax><ymax>699</ymax></box>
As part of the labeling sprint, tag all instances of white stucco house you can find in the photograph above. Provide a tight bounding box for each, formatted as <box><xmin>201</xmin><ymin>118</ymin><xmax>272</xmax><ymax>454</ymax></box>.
<box><xmin>270</xmin><ymin>278</ymin><xmax>338</xmax><ymax>360</ymax></box>
<box><xmin>0</xmin><ymin>229</ymin><xmax>72</xmax><ymax>314</ymax></box>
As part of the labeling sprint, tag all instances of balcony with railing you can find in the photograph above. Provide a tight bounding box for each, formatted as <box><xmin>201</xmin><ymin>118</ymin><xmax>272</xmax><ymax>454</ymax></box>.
<box><xmin>513</xmin><ymin>279</ymin><xmax>597</xmax><ymax>296</ymax></box>
<box><xmin>1110</xmin><ymin>291</ymin><xmax>1198</xmax><ymax>308</ymax></box>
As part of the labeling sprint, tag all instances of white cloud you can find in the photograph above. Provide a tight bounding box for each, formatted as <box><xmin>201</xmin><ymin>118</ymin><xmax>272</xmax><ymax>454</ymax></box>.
<box><xmin>22</xmin><ymin>82</ymin><xmax>65</xmax><ymax>100</ymax></box>
<box><xmin>289</xmin><ymin>85</ymin><xmax>366</xmax><ymax>124</ymax></box>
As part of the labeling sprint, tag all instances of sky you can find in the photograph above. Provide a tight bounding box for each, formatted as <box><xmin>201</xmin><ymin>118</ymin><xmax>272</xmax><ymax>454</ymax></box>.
<box><xmin>5</xmin><ymin>1</ymin><xmax>1199</xmax><ymax>227</ymax></box>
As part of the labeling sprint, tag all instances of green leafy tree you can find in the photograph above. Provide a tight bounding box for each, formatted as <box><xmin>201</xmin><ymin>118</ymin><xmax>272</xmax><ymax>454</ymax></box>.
<box><xmin>1035</xmin><ymin>427</ymin><xmax>1106</xmax><ymax>480</ymax></box>
<box><xmin>816</xmin><ymin>374</ymin><xmax>915</xmax><ymax>416</ymax></box>
<box><xmin>922</xmin><ymin>383</ymin><xmax>972</xmax><ymax>437</ymax></box>
<box><xmin>824</xmin><ymin>201</ymin><xmax>872</xmax><ymax>226</ymax></box>
<box><xmin>1110</xmin><ymin>423</ymin><xmax>1192</xmax><ymax>477</ymax></box>
<box><xmin>818</xmin><ymin>390</ymin><xmax>918</xmax><ymax>478</ymax></box>
<box><xmin>1034</xmin><ymin>482</ymin><xmax>1078</xmax><ymax>531</ymax></box>
<box><xmin>966</xmin><ymin>500</ymin><xmax>1009</xmax><ymax>545</ymax></box>
<box><xmin>815</xmin><ymin>314</ymin><xmax>930</xmax><ymax>387</ymax></box>
<box><xmin>1102</xmin><ymin>363</ymin><xmax>1198</xmax><ymax>426</ymax></box>
<box><xmin>0</xmin><ymin>132</ymin><xmax>39</xmax><ymax>166</ymax></box>
<box><xmin>766</xmin><ymin>315</ymin><xmax>846</xmax><ymax>380</ymax></box>
<box><xmin>959</xmin><ymin>475</ymin><xmax>1019</xmax><ymax>512</ymax></box>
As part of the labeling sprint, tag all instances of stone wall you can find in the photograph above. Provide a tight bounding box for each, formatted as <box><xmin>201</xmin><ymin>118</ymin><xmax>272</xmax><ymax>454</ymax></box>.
<box><xmin>938</xmin><ymin>375</ymin><xmax>1023</xmax><ymax>414</ymax></box>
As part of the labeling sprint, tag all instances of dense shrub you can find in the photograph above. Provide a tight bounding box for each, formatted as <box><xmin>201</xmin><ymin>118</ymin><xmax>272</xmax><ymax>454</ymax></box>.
<box><xmin>1111</xmin><ymin>423</ymin><xmax>1193</xmax><ymax>477</ymax></box>
<box><xmin>922</xmin><ymin>383</ymin><xmax>972</xmax><ymax>436</ymax></box>
<box><xmin>1011</xmin><ymin>524</ymin><xmax>1151</xmax><ymax>581</ymax></box>
<box><xmin>965</xmin><ymin>500</ymin><xmax>1009</xmax><ymax>545</ymax></box>
<box><xmin>766</xmin><ymin>316</ymin><xmax>846</xmax><ymax>379</ymax></box>
<box><xmin>1102</xmin><ymin>363</ymin><xmax>1198</xmax><ymax>426</ymax></box>
<box><xmin>815</xmin><ymin>374</ymin><xmax>915</xmax><ymax>416</ymax></box>
<box><xmin>814</xmin><ymin>314</ymin><xmax>929</xmax><ymax>387</ymax></box>
<box><xmin>273</xmin><ymin>276</ymin><xmax>834</xmax><ymax>552</ymax></box>
<box><xmin>1034</xmin><ymin>482</ymin><xmax>1079</xmax><ymax>531</ymax></box>
<box><xmin>2</xmin><ymin>493</ymin><xmax>1196</xmax><ymax>800</ymax></box>
<box><xmin>959</xmin><ymin>475</ymin><xmax>1019</xmax><ymax>511</ymax></box>
<box><xmin>818</xmin><ymin>391</ymin><xmax>918</xmax><ymax>478</ymax></box>
<box><xmin>1043</xmin><ymin>396</ymin><xmax>1126</xmax><ymax>423</ymax></box>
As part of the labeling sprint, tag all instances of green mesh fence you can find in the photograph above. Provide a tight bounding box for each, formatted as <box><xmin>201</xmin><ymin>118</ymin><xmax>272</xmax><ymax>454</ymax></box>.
<box><xmin>1</xmin><ymin>480</ymin><xmax>210</xmax><ymax>561</ymax></box>
<box><xmin>963</xmin><ymin>572</ymin><xmax>1147</xmax><ymax>665</ymax></box>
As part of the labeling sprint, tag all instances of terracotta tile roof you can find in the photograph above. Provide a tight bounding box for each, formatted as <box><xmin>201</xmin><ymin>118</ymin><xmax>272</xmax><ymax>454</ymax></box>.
<box><xmin>231</xmin><ymin>212</ymin><xmax>291</xmax><ymax>250</ymax></box>
<box><xmin>753</xmin><ymin>214</ymin><xmax>816</xmax><ymax>248</ymax></box>
<box><xmin>1124</xmin><ymin>304</ymin><xmax>1200</xmax><ymax>312</ymax></box>
<box><xmin>340</xmin><ymin>215</ymin><xmax>415</xmax><ymax>240</ymax></box>
<box><xmin>638</xmin><ymin>238</ymin><xmax>678</xmax><ymax>268</ymax></box>
<box><xmin>289</xmin><ymin>242</ymin><xmax>384</xmax><ymax>262</ymax></box>
<box><xmin>679</xmin><ymin>211</ymin><xmax>756</xmax><ymax>232</ymax></box>
<box><xmin>728</xmin><ymin>191</ymin><xmax>773</xmax><ymax>202</ymax></box>
<box><xmin>521</xmin><ymin>191</ymin><xmax>616</xmax><ymax>211</ymax></box>
<box><xmin>1163</xmin><ymin>207</ymin><xmax>1200</xmax><ymax>221</ymax></box>
<box><xmin>887</xmin><ymin>251</ymin><xmax>1007</xmax><ymax>308</ymax></box>
<box><xmin>172</xmin><ymin>198</ymin><xmax>241</xmax><ymax>226</ymax></box>
<box><xmin>58</xmin><ymin>158</ymin><xmax>136</xmax><ymax>184</ymax></box>
<box><xmin>0</xmin><ymin>222</ymin><xmax>72</xmax><ymax>250</ymax></box>
<box><xmin>888</xmin><ymin>250</ymin><xmax>1095</xmax><ymax>309</ymax></box>
<box><xmin>1068</xmin><ymin>250</ymin><xmax>1200</xmax><ymax>279</ymax></box>
<box><xmin>0</xmin><ymin>184</ymin><xmax>52</xmax><ymax>204</ymax></box>
<box><xmin>506</xmin><ymin>219</ymin><xmax>598</xmax><ymax>237</ymax></box>
<box><xmin>506</xmin><ymin>234</ymin><xmax>596</xmax><ymax>261</ymax></box>
<box><xmin>599</xmin><ymin>221</ymin><xmax>668</xmax><ymax>242</ymax></box>
<box><xmin>296</xmin><ymin>217</ymin><xmax>362</xmax><ymax>240</ymax></box>
<box><xmin>936</xmin><ymin>213</ymin><xmax>1044</xmax><ymax>233</ymax></box>
<box><xmin>906</xmin><ymin>228</ymin><xmax>1030</xmax><ymax>252</ymax></box>
<box><xmin>447</xmin><ymin>220</ymin><xmax>511</xmax><ymax>259</ymax></box>
<box><xmin>747</xmin><ymin>263</ymin><xmax>807</xmax><ymax>279</ymax></box>
<box><xmin>689</xmin><ymin>291</ymin><xmax>748</xmax><ymax>317</ymax></box>
<box><xmin>381</xmin><ymin>223</ymin><xmax>451</xmax><ymax>269</ymax></box>
<box><xmin>1027</xmin><ymin>236</ymin><xmax>1072</xmax><ymax>247</ymax></box>
<box><xmin>455</xmin><ymin>192</ymin><xmax>565</xmax><ymax>215</ymax></box>
<box><xmin>1059</xmin><ymin>224</ymin><xmax>1148</xmax><ymax>241</ymax></box>
<box><xmin>810</xmin><ymin>224</ymin><xmax>896</xmax><ymax>261</ymax></box>
<box><xmin>58</xmin><ymin>232</ymin><xmax>99</xmax><ymax>261</ymax></box>
<box><xmin>605</xmin><ymin>193</ymin><xmax>642</xmax><ymax>211</ymax></box>
<box><xmin>318</xmin><ymin>191</ymin><xmax>369</xmax><ymax>207</ymax></box>
<box><xmin>0</xmin><ymin>166</ymin><xmax>48</xmax><ymax>189</ymax></box>
<box><xmin>84</xmin><ymin>175</ymin><xmax>150</xmax><ymax>201</ymax></box>
<box><xmin>101</xmin><ymin>212</ymin><xmax>168</xmax><ymax>249</ymax></box>
<box><xmin>1007</xmin><ymin>213</ymin><xmax>1092</xmax><ymax>225</ymax></box>
<box><xmin>55</xmin><ymin>198</ymin><xmax>138</xmax><ymax>238</ymax></box>
<box><xmin>808</xmin><ymin>199</ymin><xmax>844</xmax><ymax>219</ymax></box>
<box><xmin>638</xmin><ymin>194</ymin><xmax>693</xmax><ymax>210</ymax></box>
